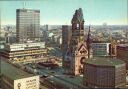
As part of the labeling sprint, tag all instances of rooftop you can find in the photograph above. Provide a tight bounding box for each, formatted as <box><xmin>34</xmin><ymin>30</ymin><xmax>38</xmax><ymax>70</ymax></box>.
<box><xmin>1</xmin><ymin>60</ymin><xmax>35</xmax><ymax>80</ymax></box>
<box><xmin>17</xmin><ymin>9</ymin><xmax>40</xmax><ymax>13</ymax></box>
<box><xmin>117</xmin><ymin>44</ymin><xmax>128</xmax><ymax>48</ymax></box>
<box><xmin>4</xmin><ymin>42</ymin><xmax>45</xmax><ymax>51</ymax></box>
<box><xmin>85</xmin><ymin>57</ymin><xmax>125</xmax><ymax>67</ymax></box>
<box><xmin>37</xmin><ymin>65</ymin><xmax>86</xmax><ymax>89</ymax></box>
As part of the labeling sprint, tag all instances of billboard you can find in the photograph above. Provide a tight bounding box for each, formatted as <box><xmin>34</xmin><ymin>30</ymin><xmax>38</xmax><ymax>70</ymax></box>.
<box><xmin>14</xmin><ymin>76</ymin><xmax>39</xmax><ymax>89</ymax></box>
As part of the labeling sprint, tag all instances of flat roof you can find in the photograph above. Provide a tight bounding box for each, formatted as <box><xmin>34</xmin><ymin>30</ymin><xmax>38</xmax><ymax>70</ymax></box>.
<box><xmin>1</xmin><ymin>60</ymin><xmax>35</xmax><ymax>80</ymax></box>
<box><xmin>16</xmin><ymin>9</ymin><xmax>40</xmax><ymax>13</ymax></box>
<box><xmin>117</xmin><ymin>44</ymin><xmax>128</xmax><ymax>50</ymax></box>
<box><xmin>85</xmin><ymin>57</ymin><xmax>125</xmax><ymax>67</ymax></box>
<box><xmin>38</xmin><ymin>66</ymin><xmax>86</xmax><ymax>89</ymax></box>
<box><xmin>117</xmin><ymin>44</ymin><xmax>128</xmax><ymax>47</ymax></box>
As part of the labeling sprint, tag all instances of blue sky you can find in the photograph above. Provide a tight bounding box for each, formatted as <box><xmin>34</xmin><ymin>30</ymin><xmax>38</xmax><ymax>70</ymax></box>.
<box><xmin>0</xmin><ymin>0</ymin><xmax>127</xmax><ymax>25</ymax></box>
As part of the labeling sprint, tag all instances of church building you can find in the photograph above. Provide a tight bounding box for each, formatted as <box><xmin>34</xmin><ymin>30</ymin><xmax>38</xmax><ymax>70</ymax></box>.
<box><xmin>63</xmin><ymin>8</ymin><xmax>93</xmax><ymax>75</ymax></box>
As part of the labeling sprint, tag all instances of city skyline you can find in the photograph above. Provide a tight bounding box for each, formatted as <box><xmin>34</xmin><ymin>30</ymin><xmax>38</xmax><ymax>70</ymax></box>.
<box><xmin>0</xmin><ymin>0</ymin><xmax>128</xmax><ymax>25</ymax></box>
<box><xmin>0</xmin><ymin>2</ymin><xmax>128</xmax><ymax>89</ymax></box>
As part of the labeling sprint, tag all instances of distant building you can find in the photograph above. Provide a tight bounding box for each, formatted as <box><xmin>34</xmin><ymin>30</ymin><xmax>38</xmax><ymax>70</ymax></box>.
<box><xmin>0</xmin><ymin>60</ymin><xmax>39</xmax><ymax>89</ymax></box>
<box><xmin>63</xmin><ymin>8</ymin><xmax>92</xmax><ymax>75</ymax></box>
<box><xmin>57</xmin><ymin>35</ymin><xmax>62</xmax><ymax>45</ymax></box>
<box><xmin>42</xmin><ymin>25</ymin><xmax>49</xmax><ymax>42</ymax></box>
<box><xmin>92</xmin><ymin>42</ymin><xmax>110</xmax><ymax>57</ymax></box>
<box><xmin>5</xmin><ymin>34</ymin><xmax>17</xmax><ymax>43</ymax></box>
<box><xmin>117</xmin><ymin>44</ymin><xmax>128</xmax><ymax>69</ymax></box>
<box><xmin>5</xmin><ymin>32</ymin><xmax>9</xmax><ymax>43</ymax></box>
<box><xmin>0</xmin><ymin>42</ymin><xmax>47</xmax><ymax>63</ymax></box>
<box><xmin>83</xmin><ymin>58</ymin><xmax>126</xmax><ymax>88</ymax></box>
<box><xmin>45</xmin><ymin>24</ymin><xmax>48</xmax><ymax>31</ymax></box>
<box><xmin>16</xmin><ymin>9</ymin><xmax>40</xmax><ymax>42</ymax></box>
<box><xmin>0</xmin><ymin>40</ymin><xmax>5</xmax><ymax>50</ymax></box>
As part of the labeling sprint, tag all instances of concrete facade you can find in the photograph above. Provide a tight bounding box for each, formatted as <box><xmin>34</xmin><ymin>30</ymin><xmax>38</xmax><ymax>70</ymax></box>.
<box><xmin>0</xmin><ymin>42</ymin><xmax>47</xmax><ymax>63</ymax></box>
<box><xmin>83</xmin><ymin>58</ymin><xmax>126</xmax><ymax>88</ymax></box>
<box><xmin>116</xmin><ymin>44</ymin><xmax>128</xmax><ymax>69</ymax></box>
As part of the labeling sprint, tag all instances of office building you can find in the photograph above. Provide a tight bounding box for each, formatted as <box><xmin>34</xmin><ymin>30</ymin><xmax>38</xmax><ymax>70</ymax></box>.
<box><xmin>0</xmin><ymin>42</ymin><xmax>46</xmax><ymax>63</ymax></box>
<box><xmin>45</xmin><ymin>24</ymin><xmax>48</xmax><ymax>31</ymax></box>
<box><xmin>62</xmin><ymin>25</ymin><xmax>71</xmax><ymax>63</ymax></box>
<box><xmin>0</xmin><ymin>60</ymin><xmax>39</xmax><ymax>89</ymax></box>
<box><xmin>16</xmin><ymin>9</ymin><xmax>40</xmax><ymax>42</ymax></box>
<box><xmin>117</xmin><ymin>44</ymin><xmax>128</xmax><ymax>69</ymax></box>
<box><xmin>83</xmin><ymin>58</ymin><xmax>126</xmax><ymax>88</ymax></box>
<box><xmin>92</xmin><ymin>42</ymin><xmax>110</xmax><ymax>57</ymax></box>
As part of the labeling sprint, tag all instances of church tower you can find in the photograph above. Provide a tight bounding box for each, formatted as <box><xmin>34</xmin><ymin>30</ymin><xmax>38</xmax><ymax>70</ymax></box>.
<box><xmin>71</xmin><ymin>8</ymin><xmax>85</xmax><ymax>43</ymax></box>
<box><xmin>64</xmin><ymin>8</ymin><xmax>92</xmax><ymax>75</ymax></box>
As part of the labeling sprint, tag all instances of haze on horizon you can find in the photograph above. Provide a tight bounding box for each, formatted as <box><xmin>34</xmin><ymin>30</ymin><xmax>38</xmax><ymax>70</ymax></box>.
<box><xmin>0</xmin><ymin>0</ymin><xmax>128</xmax><ymax>25</ymax></box>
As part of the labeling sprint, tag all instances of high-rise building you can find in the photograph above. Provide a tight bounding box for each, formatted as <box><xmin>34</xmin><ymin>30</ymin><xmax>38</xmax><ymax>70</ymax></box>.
<box><xmin>83</xmin><ymin>58</ymin><xmax>126</xmax><ymax>88</ymax></box>
<box><xmin>63</xmin><ymin>8</ymin><xmax>92</xmax><ymax>75</ymax></box>
<box><xmin>62</xmin><ymin>25</ymin><xmax>71</xmax><ymax>62</ymax></box>
<box><xmin>16</xmin><ymin>9</ymin><xmax>40</xmax><ymax>42</ymax></box>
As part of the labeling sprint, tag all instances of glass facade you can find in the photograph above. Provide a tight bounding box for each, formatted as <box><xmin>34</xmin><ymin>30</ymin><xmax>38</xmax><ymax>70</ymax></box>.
<box><xmin>92</xmin><ymin>43</ymin><xmax>110</xmax><ymax>56</ymax></box>
<box><xmin>16</xmin><ymin>9</ymin><xmax>40</xmax><ymax>42</ymax></box>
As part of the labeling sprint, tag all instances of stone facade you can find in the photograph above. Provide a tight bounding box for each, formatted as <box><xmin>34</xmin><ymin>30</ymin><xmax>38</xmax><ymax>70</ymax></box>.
<box><xmin>63</xmin><ymin>8</ymin><xmax>92</xmax><ymax>75</ymax></box>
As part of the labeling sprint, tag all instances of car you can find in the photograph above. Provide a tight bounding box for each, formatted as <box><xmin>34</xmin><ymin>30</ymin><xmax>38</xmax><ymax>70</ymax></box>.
<box><xmin>41</xmin><ymin>75</ymin><xmax>48</xmax><ymax>78</ymax></box>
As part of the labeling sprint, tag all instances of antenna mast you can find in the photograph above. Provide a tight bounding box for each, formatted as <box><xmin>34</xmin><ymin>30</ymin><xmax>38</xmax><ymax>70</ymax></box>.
<box><xmin>23</xmin><ymin>0</ymin><xmax>26</xmax><ymax>9</ymax></box>
<box><xmin>0</xmin><ymin>8</ymin><xmax>1</xmax><ymax>36</ymax></box>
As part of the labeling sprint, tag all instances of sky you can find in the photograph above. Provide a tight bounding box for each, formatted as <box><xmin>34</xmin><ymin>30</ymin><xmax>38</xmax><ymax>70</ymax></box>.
<box><xmin>0</xmin><ymin>0</ymin><xmax>128</xmax><ymax>25</ymax></box>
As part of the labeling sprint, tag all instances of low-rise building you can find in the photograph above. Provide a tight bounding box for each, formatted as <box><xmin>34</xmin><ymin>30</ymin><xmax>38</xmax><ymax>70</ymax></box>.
<box><xmin>0</xmin><ymin>42</ymin><xmax>47</xmax><ymax>63</ymax></box>
<box><xmin>116</xmin><ymin>44</ymin><xmax>128</xmax><ymax>69</ymax></box>
<box><xmin>83</xmin><ymin>57</ymin><xmax>126</xmax><ymax>88</ymax></box>
<box><xmin>0</xmin><ymin>60</ymin><xmax>39</xmax><ymax>89</ymax></box>
<box><xmin>92</xmin><ymin>42</ymin><xmax>110</xmax><ymax>57</ymax></box>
